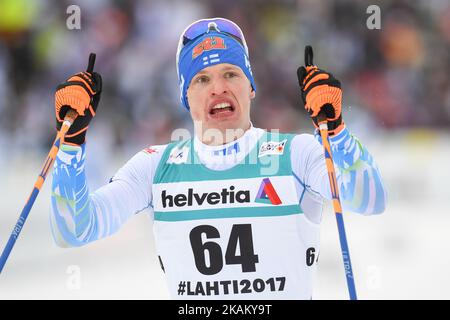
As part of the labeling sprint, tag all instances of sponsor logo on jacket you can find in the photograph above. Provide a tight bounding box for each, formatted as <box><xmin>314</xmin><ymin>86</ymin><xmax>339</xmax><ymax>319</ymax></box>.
<box><xmin>258</xmin><ymin>140</ymin><xmax>287</xmax><ymax>157</ymax></box>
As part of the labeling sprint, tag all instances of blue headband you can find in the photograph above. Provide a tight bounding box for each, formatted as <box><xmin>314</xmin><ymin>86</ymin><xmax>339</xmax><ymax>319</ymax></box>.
<box><xmin>177</xmin><ymin>32</ymin><xmax>256</xmax><ymax>110</ymax></box>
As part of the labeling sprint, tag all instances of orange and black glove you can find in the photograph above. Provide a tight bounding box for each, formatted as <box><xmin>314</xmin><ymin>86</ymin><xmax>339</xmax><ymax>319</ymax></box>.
<box><xmin>55</xmin><ymin>71</ymin><xmax>102</xmax><ymax>145</ymax></box>
<box><xmin>297</xmin><ymin>66</ymin><xmax>344</xmax><ymax>135</ymax></box>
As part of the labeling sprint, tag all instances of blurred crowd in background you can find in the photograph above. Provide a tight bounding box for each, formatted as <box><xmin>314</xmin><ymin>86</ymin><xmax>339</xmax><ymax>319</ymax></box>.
<box><xmin>0</xmin><ymin>0</ymin><xmax>449</xmax><ymax>154</ymax></box>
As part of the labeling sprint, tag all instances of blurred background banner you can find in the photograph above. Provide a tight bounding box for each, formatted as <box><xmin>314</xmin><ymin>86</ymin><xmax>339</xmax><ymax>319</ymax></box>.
<box><xmin>0</xmin><ymin>0</ymin><xmax>449</xmax><ymax>299</ymax></box>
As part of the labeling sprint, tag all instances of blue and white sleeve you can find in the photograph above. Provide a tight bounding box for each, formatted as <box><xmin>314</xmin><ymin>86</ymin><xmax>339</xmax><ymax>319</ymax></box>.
<box><xmin>291</xmin><ymin>127</ymin><xmax>386</xmax><ymax>216</ymax></box>
<box><xmin>314</xmin><ymin>127</ymin><xmax>387</xmax><ymax>215</ymax></box>
<box><xmin>50</xmin><ymin>143</ymin><xmax>162</xmax><ymax>247</ymax></box>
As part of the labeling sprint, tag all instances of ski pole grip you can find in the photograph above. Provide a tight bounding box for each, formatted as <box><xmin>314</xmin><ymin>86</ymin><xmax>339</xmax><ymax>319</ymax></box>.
<box><xmin>305</xmin><ymin>45</ymin><xmax>314</xmax><ymax>67</ymax></box>
<box><xmin>63</xmin><ymin>53</ymin><xmax>97</xmax><ymax>123</ymax></box>
<box><xmin>86</xmin><ymin>53</ymin><xmax>96</xmax><ymax>74</ymax></box>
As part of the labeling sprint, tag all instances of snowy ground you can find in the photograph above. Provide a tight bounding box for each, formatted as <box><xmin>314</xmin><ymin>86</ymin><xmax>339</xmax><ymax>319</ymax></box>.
<box><xmin>1</xmin><ymin>130</ymin><xmax>449</xmax><ymax>299</ymax></box>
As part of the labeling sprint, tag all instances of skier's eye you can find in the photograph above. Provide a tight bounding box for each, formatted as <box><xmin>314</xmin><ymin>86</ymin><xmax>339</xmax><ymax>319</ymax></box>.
<box><xmin>224</xmin><ymin>71</ymin><xmax>238</xmax><ymax>79</ymax></box>
<box><xmin>194</xmin><ymin>75</ymin><xmax>209</xmax><ymax>84</ymax></box>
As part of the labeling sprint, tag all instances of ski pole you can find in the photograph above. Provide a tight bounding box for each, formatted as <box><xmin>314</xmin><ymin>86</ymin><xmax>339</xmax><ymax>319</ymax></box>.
<box><xmin>0</xmin><ymin>53</ymin><xmax>96</xmax><ymax>274</ymax></box>
<box><xmin>305</xmin><ymin>46</ymin><xmax>357</xmax><ymax>300</ymax></box>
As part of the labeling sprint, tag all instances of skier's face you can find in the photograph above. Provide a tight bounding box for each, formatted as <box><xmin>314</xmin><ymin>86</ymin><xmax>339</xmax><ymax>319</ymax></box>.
<box><xmin>187</xmin><ymin>63</ymin><xmax>255</xmax><ymax>145</ymax></box>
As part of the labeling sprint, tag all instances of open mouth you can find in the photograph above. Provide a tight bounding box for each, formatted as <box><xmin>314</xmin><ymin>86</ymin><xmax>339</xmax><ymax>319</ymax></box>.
<box><xmin>209</xmin><ymin>102</ymin><xmax>235</xmax><ymax>115</ymax></box>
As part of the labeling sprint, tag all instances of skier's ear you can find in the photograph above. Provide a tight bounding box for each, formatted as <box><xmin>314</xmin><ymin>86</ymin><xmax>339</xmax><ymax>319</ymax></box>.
<box><xmin>250</xmin><ymin>86</ymin><xmax>255</xmax><ymax>99</ymax></box>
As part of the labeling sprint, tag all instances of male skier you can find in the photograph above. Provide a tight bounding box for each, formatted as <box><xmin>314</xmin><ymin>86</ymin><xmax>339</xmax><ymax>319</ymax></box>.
<box><xmin>51</xmin><ymin>18</ymin><xmax>386</xmax><ymax>299</ymax></box>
